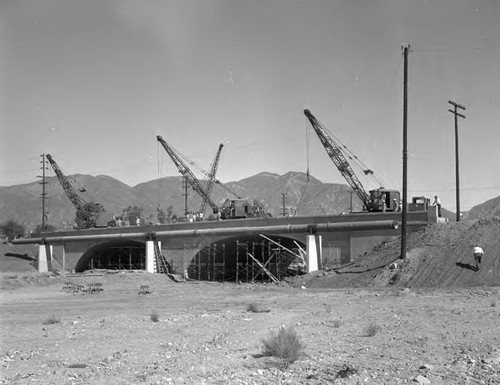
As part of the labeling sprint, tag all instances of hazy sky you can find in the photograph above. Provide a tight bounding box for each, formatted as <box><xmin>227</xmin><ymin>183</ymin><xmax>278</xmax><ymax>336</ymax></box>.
<box><xmin>1</xmin><ymin>0</ymin><xmax>499</xmax><ymax>211</ymax></box>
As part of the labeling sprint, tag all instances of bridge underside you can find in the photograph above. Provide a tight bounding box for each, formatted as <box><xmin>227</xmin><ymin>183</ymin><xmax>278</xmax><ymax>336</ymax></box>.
<box><xmin>76</xmin><ymin>240</ymin><xmax>146</xmax><ymax>272</ymax></box>
<box><xmin>73</xmin><ymin>235</ymin><xmax>306</xmax><ymax>282</ymax></box>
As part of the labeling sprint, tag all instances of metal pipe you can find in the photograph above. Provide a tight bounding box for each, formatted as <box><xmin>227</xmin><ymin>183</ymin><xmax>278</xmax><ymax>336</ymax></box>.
<box><xmin>12</xmin><ymin>220</ymin><xmax>399</xmax><ymax>245</ymax></box>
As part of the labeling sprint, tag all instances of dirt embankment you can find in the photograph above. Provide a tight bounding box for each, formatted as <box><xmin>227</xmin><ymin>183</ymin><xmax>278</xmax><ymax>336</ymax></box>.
<box><xmin>291</xmin><ymin>217</ymin><xmax>500</xmax><ymax>289</ymax></box>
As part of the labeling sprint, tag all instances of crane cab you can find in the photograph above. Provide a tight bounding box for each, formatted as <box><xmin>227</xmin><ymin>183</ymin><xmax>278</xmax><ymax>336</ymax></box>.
<box><xmin>369</xmin><ymin>189</ymin><xmax>401</xmax><ymax>212</ymax></box>
<box><xmin>220</xmin><ymin>199</ymin><xmax>269</xmax><ymax>219</ymax></box>
<box><xmin>409</xmin><ymin>196</ymin><xmax>431</xmax><ymax>212</ymax></box>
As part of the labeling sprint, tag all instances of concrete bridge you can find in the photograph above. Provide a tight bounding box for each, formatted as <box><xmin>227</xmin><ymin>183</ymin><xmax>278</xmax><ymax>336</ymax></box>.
<box><xmin>13</xmin><ymin>210</ymin><xmax>436</xmax><ymax>281</ymax></box>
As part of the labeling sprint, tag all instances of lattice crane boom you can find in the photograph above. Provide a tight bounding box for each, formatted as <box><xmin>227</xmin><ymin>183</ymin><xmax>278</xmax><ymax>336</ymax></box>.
<box><xmin>46</xmin><ymin>154</ymin><xmax>104</xmax><ymax>228</ymax></box>
<box><xmin>46</xmin><ymin>154</ymin><xmax>87</xmax><ymax>211</ymax></box>
<box><xmin>200</xmin><ymin>143</ymin><xmax>224</xmax><ymax>213</ymax></box>
<box><xmin>303</xmin><ymin>109</ymin><xmax>373</xmax><ymax>211</ymax></box>
<box><xmin>156</xmin><ymin>135</ymin><xmax>220</xmax><ymax>214</ymax></box>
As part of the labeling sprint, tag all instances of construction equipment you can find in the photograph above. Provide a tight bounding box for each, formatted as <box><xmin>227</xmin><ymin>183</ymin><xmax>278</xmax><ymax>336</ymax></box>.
<box><xmin>157</xmin><ymin>135</ymin><xmax>221</xmax><ymax>215</ymax></box>
<box><xmin>46</xmin><ymin>154</ymin><xmax>114</xmax><ymax>229</ymax></box>
<box><xmin>200</xmin><ymin>143</ymin><xmax>224</xmax><ymax>214</ymax></box>
<box><xmin>304</xmin><ymin>109</ymin><xmax>400</xmax><ymax>212</ymax></box>
<box><xmin>157</xmin><ymin>135</ymin><xmax>265</xmax><ymax>219</ymax></box>
<box><xmin>219</xmin><ymin>198</ymin><xmax>268</xmax><ymax>219</ymax></box>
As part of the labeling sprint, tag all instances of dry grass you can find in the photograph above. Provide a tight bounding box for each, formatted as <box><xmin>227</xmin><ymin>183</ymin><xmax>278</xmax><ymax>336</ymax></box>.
<box><xmin>42</xmin><ymin>315</ymin><xmax>60</xmax><ymax>325</ymax></box>
<box><xmin>261</xmin><ymin>326</ymin><xmax>305</xmax><ymax>365</ymax></box>
<box><xmin>150</xmin><ymin>310</ymin><xmax>160</xmax><ymax>322</ymax></box>
<box><xmin>363</xmin><ymin>322</ymin><xmax>381</xmax><ymax>337</ymax></box>
<box><xmin>246</xmin><ymin>303</ymin><xmax>271</xmax><ymax>313</ymax></box>
<box><xmin>332</xmin><ymin>319</ymin><xmax>342</xmax><ymax>328</ymax></box>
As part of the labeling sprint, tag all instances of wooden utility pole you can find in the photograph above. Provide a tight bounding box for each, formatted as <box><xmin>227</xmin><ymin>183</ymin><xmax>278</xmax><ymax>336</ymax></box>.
<box><xmin>39</xmin><ymin>153</ymin><xmax>48</xmax><ymax>230</ymax></box>
<box><xmin>448</xmin><ymin>100</ymin><xmax>466</xmax><ymax>222</ymax></box>
<box><xmin>401</xmin><ymin>45</ymin><xmax>410</xmax><ymax>260</ymax></box>
<box><xmin>181</xmin><ymin>176</ymin><xmax>189</xmax><ymax>217</ymax></box>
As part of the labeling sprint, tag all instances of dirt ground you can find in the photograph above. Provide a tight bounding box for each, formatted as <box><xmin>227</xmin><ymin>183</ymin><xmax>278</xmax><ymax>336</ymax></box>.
<box><xmin>0</xmin><ymin>272</ymin><xmax>499</xmax><ymax>384</ymax></box>
<box><xmin>1</xmin><ymin>218</ymin><xmax>500</xmax><ymax>384</ymax></box>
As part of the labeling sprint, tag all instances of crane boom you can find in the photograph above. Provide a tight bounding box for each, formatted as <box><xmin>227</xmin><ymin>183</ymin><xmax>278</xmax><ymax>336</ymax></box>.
<box><xmin>46</xmin><ymin>154</ymin><xmax>105</xmax><ymax>228</ymax></box>
<box><xmin>46</xmin><ymin>154</ymin><xmax>88</xmax><ymax>211</ymax></box>
<box><xmin>303</xmin><ymin>109</ymin><xmax>373</xmax><ymax>211</ymax></box>
<box><xmin>156</xmin><ymin>135</ymin><xmax>220</xmax><ymax>214</ymax></box>
<box><xmin>200</xmin><ymin>143</ymin><xmax>224</xmax><ymax>213</ymax></box>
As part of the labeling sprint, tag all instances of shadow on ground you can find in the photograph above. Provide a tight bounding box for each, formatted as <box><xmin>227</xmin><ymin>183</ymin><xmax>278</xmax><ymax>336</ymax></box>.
<box><xmin>455</xmin><ymin>262</ymin><xmax>478</xmax><ymax>272</ymax></box>
<box><xmin>5</xmin><ymin>253</ymin><xmax>35</xmax><ymax>262</ymax></box>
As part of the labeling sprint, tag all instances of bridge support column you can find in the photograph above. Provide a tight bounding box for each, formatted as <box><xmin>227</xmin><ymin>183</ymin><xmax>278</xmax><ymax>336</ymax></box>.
<box><xmin>38</xmin><ymin>244</ymin><xmax>53</xmax><ymax>273</ymax></box>
<box><xmin>306</xmin><ymin>234</ymin><xmax>322</xmax><ymax>273</ymax></box>
<box><xmin>145</xmin><ymin>240</ymin><xmax>156</xmax><ymax>273</ymax></box>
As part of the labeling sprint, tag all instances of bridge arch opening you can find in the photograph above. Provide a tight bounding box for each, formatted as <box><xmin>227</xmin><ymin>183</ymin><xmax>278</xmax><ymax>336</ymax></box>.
<box><xmin>75</xmin><ymin>240</ymin><xmax>145</xmax><ymax>272</ymax></box>
<box><xmin>187</xmin><ymin>234</ymin><xmax>306</xmax><ymax>282</ymax></box>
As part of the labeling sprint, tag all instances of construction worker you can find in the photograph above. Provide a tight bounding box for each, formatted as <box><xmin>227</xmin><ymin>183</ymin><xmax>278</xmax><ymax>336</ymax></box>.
<box><xmin>473</xmin><ymin>245</ymin><xmax>484</xmax><ymax>270</ymax></box>
<box><xmin>433</xmin><ymin>195</ymin><xmax>442</xmax><ymax>217</ymax></box>
<box><xmin>392</xmin><ymin>198</ymin><xmax>398</xmax><ymax>211</ymax></box>
<box><xmin>380</xmin><ymin>193</ymin><xmax>387</xmax><ymax>212</ymax></box>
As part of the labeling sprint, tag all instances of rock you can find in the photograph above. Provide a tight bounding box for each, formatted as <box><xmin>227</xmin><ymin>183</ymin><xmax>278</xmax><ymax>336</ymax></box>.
<box><xmin>419</xmin><ymin>364</ymin><xmax>434</xmax><ymax>370</ymax></box>
<box><xmin>414</xmin><ymin>375</ymin><xmax>431</xmax><ymax>384</ymax></box>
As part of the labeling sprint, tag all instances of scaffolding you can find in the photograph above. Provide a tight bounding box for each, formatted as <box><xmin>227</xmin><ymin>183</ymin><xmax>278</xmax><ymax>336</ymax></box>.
<box><xmin>88</xmin><ymin>245</ymin><xmax>145</xmax><ymax>270</ymax></box>
<box><xmin>187</xmin><ymin>238</ymin><xmax>301</xmax><ymax>283</ymax></box>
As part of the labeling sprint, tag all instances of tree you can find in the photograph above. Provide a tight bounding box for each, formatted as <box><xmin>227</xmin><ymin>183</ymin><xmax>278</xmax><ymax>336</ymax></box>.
<box><xmin>156</xmin><ymin>207</ymin><xmax>167</xmax><ymax>224</ymax></box>
<box><xmin>0</xmin><ymin>220</ymin><xmax>25</xmax><ymax>241</ymax></box>
<box><xmin>32</xmin><ymin>223</ymin><xmax>57</xmax><ymax>235</ymax></box>
<box><xmin>166</xmin><ymin>205</ymin><xmax>174</xmax><ymax>220</ymax></box>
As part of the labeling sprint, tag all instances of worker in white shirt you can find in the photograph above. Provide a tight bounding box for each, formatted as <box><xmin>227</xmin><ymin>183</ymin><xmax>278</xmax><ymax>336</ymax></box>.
<box><xmin>433</xmin><ymin>195</ymin><xmax>442</xmax><ymax>217</ymax></box>
<box><xmin>473</xmin><ymin>245</ymin><xmax>484</xmax><ymax>270</ymax></box>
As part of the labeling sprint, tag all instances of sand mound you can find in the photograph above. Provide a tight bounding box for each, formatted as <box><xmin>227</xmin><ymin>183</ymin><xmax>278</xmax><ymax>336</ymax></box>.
<box><xmin>291</xmin><ymin>217</ymin><xmax>500</xmax><ymax>288</ymax></box>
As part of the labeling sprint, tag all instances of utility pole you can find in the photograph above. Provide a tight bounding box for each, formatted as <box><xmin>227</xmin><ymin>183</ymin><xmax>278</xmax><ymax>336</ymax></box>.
<box><xmin>39</xmin><ymin>153</ymin><xmax>48</xmax><ymax>230</ymax></box>
<box><xmin>448</xmin><ymin>100</ymin><xmax>466</xmax><ymax>222</ymax></box>
<box><xmin>401</xmin><ymin>44</ymin><xmax>410</xmax><ymax>260</ymax></box>
<box><xmin>281</xmin><ymin>192</ymin><xmax>287</xmax><ymax>217</ymax></box>
<box><xmin>181</xmin><ymin>176</ymin><xmax>189</xmax><ymax>217</ymax></box>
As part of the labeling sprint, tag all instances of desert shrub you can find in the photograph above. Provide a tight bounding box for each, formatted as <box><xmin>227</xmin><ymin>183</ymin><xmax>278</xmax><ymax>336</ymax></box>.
<box><xmin>332</xmin><ymin>319</ymin><xmax>342</xmax><ymax>328</ymax></box>
<box><xmin>363</xmin><ymin>322</ymin><xmax>381</xmax><ymax>337</ymax></box>
<box><xmin>261</xmin><ymin>326</ymin><xmax>305</xmax><ymax>364</ymax></box>
<box><xmin>150</xmin><ymin>310</ymin><xmax>160</xmax><ymax>322</ymax></box>
<box><xmin>68</xmin><ymin>363</ymin><xmax>88</xmax><ymax>368</ymax></box>
<box><xmin>42</xmin><ymin>315</ymin><xmax>60</xmax><ymax>325</ymax></box>
<box><xmin>138</xmin><ymin>285</ymin><xmax>151</xmax><ymax>295</ymax></box>
<box><xmin>336</xmin><ymin>365</ymin><xmax>358</xmax><ymax>379</ymax></box>
<box><xmin>246</xmin><ymin>303</ymin><xmax>271</xmax><ymax>313</ymax></box>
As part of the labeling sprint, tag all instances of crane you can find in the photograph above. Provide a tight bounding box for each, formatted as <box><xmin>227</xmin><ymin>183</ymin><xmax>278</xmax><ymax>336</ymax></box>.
<box><xmin>46</xmin><ymin>154</ymin><xmax>110</xmax><ymax>229</ymax></box>
<box><xmin>156</xmin><ymin>135</ymin><xmax>220</xmax><ymax>214</ymax></box>
<box><xmin>199</xmin><ymin>143</ymin><xmax>224</xmax><ymax>213</ymax></box>
<box><xmin>201</xmin><ymin>144</ymin><xmax>242</xmax><ymax>209</ymax></box>
<box><xmin>303</xmin><ymin>109</ymin><xmax>399</xmax><ymax>212</ymax></box>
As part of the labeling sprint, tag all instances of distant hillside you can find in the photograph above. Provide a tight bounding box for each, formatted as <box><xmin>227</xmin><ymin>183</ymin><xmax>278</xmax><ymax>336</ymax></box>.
<box><xmin>2</xmin><ymin>170</ymin><xmax>495</xmax><ymax>232</ymax></box>
<box><xmin>0</xmin><ymin>171</ymin><xmax>361</xmax><ymax>231</ymax></box>
<box><xmin>465</xmin><ymin>196</ymin><xmax>500</xmax><ymax>220</ymax></box>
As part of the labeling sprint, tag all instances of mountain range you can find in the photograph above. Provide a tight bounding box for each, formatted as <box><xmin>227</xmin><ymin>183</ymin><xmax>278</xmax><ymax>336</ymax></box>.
<box><xmin>0</xmin><ymin>171</ymin><xmax>497</xmax><ymax>231</ymax></box>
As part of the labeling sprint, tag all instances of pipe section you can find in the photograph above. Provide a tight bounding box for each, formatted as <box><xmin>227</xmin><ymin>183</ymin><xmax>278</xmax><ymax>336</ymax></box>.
<box><xmin>12</xmin><ymin>220</ymin><xmax>400</xmax><ymax>245</ymax></box>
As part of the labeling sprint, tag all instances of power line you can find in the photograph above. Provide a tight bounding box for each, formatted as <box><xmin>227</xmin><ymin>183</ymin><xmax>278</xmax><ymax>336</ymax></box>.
<box><xmin>410</xmin><ymin>186</ymin><xmax>500</xmax><ymax>193</ymax></box>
